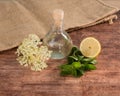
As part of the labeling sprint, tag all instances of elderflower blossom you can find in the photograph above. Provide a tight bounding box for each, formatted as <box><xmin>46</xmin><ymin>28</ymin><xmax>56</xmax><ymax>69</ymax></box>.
<box><xmin>16</xmin><ymin>34</ymin><xmax>52</xmax><ymax>71</ymax></box>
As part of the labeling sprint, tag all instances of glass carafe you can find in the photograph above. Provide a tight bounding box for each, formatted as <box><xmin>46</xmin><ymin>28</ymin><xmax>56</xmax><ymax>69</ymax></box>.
<box><xmin>43</xmin><ymin>9</ymin><xmax>73</xmax><ymax>59</ymax></box>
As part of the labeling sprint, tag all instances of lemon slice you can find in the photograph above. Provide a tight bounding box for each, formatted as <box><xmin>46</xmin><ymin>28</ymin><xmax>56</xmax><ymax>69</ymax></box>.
<box><xmin>80</xmin><ymin>37</ymin><xmax>101</xmax><ymax>58</ymax></box>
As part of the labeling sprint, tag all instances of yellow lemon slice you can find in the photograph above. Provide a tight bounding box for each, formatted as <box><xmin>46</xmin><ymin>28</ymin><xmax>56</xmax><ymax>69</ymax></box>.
<box><xmin>80</xmin><ymin>37</ymin><xmax>101</xmax><ymax>58</ymax></box>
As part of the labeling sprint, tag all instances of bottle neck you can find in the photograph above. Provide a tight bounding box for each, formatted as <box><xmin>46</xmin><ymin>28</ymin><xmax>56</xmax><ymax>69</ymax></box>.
<box><xmin>52</xmin><ymin>20</ymin><xmax>63</xmax><ymax>32</ymax></box>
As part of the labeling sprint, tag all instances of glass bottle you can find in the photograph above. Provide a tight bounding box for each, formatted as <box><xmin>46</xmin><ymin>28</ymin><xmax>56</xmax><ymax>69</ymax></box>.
<box><xmin>43</xmin><ymin>9</ymin><xmax>73</xmax><ymax>59</ymax></box>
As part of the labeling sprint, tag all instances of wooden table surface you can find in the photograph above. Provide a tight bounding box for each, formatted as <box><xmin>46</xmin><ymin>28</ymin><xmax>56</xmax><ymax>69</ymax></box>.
<box><xmin>0</xmin><ymin>11</ymin><xmax>120</xmax><ymax>96</ymax></box>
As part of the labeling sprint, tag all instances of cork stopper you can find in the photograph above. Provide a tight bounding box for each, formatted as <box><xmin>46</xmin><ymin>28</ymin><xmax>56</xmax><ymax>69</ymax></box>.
<box><xmin>53</xmin><ymin>9</ymin><xmax>64</xmax><ymax>26</ymax></box>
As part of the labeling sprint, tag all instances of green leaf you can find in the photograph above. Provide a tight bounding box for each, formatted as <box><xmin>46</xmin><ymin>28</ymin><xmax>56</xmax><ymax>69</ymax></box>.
<box><xmin>69</xmin><ymin>56</ymin><xmax>78</xmax><ymax>61</ymax></box>
<box><xmin>71</xmin><ymin>68</ymin><xmax>77</xmax><ymax>77</ymax></box>
<box><xmin>68</xmin><ymin>46</ymin><xmax>85</xmax><ymax>64</ymax></box>
<box><xmin>78</xmin><ymin>56</ymin><xmax>84</xmax><ymax>61</ymax></box>
<box><xmin>69</xmin><ymin>46</ymin><xmax>78</xmax><ymax>56</ymax></box>
<box><xmin>81</xmin><ymin>57</ymin><xmax>96</xmax><ymax>64</ymax></box>
<box><xmin>60</xmin><ymin>65</ymin><xmax>73</xmax><ymax>76</ymax></box>
<box><xmin>76</xmin><ymin>69</ymin><xmax>84</xmax><ymax>77</ymax></box>
<box><xmin>82</xmin><ymin>58</ymin><xmax>94</xmax><ymax>62</ymax></box>
<box><xmin>84</xmin><ymin>64</ymin><xmax>96</xmax><ymax>71</ymax></box>
<box><xmin>90</xmin><ymin>59</ymin><xmax>97</xmax><ymax>64</ymax></box>
<box><xmin>72</xmin><ymin>62</ymin><xmax>81</xmax><ymax>69</ymax></box>
<box><xmin>67</xmin><ymin>57</ymin><xmax>75</xmax><ymax>64</ymax></box>
<box><xmin>69</xmin><ymin>46</ymin><xmax>82</xmax><ymax>56</ymax></box>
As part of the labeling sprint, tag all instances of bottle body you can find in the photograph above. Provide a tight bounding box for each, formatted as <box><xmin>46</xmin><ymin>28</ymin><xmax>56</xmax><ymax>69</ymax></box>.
<box><xmin>43</xmin><ymin>29</ymin><xmax>73</xmax><ymax>59</ymax></box>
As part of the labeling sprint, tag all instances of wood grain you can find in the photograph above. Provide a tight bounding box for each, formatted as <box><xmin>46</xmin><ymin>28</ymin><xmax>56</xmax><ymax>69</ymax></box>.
<box><xmin>0</xmin><ymin>12</ymin><xmax>120</xmax><ymax>96</ymax></box>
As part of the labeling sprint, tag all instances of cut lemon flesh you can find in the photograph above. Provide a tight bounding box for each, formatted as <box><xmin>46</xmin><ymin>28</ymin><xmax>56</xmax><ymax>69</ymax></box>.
<box><xmin>80</xmin><ymin>37</ymin><xmax>101</xmax><ymax>58</ymax></box>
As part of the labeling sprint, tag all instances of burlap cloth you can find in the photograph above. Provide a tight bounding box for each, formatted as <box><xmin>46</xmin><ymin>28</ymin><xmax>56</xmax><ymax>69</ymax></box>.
<box><xmin>0</xmin><ymin>0</ymin><xmax>120</xmax><ymax>51</ymax></box>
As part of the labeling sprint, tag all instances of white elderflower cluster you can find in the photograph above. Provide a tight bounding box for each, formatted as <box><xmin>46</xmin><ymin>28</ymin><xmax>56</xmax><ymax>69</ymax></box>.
<box><xmin>16</xmin><ymin>34</ymin><xmax>52</xmax><ymax>71</ymax></box>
